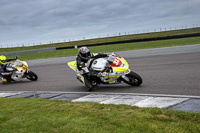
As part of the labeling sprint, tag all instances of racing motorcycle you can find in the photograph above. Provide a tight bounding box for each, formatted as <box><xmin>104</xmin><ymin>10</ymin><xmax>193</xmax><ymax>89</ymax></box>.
<box><xmin>68</xmin><ymin>53</ymin><xmax>142</xmax><ymax>91</ymax></box>
<box><xmin>1</xmin><ymin>59</ymin><xmax>38</xmax><ymax>83</ymax></box>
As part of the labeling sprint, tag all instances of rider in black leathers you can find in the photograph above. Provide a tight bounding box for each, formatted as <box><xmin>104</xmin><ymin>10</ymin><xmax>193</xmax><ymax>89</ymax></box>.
<box><xmin>76</xmin><ymin>46</ymin><xmax>108</xmax><ymax>91</ymax></box>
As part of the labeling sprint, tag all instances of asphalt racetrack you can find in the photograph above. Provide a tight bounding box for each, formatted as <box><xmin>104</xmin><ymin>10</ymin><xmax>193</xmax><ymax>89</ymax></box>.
<box><xmin>1</xmin><ymin>44</ymin><xmax>200</xmax><ymax>96</ymax></box>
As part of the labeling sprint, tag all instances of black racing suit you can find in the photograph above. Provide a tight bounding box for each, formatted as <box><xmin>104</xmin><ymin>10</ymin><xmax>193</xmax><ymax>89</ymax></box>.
<box><xmin>76</xmin><ymin>53</ymin><xmax>108</xmax><ymax>90</ymax></box>
<box><xmin>0</xmin><ymin>58</ymin><xmax>16</xmax><ymax>80</ymax></box>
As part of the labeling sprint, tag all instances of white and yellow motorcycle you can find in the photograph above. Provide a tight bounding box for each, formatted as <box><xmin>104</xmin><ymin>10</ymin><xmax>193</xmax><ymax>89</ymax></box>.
<box><xmin>68</xmin><ymin>53</ymin><xmax>142</xmax><ymax>91</ymax></box>
<box><xmin>1</xmin><ymin>59</ymin><xmax>38</xmax><ymax>83</ymax></box>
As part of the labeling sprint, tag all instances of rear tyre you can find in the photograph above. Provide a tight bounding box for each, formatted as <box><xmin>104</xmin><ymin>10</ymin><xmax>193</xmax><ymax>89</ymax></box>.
<box><xmin>120</xmin><ymin>71</ymin><xmax>142</xmax><ymax>86</ymax></box>
<box><xmin>26</xmin><ymin>71</ymin><xmax>38</xmax><ymax>81</ymax></box>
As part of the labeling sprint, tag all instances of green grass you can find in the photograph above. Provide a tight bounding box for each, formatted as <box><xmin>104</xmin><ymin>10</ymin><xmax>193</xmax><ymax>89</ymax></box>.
<box><xmin>1</xmin><ymin>27</ymin><xmax>200</xmax><ymax>53</ymax></box>
<box><xmin>6</xmin><ymin>36</ymin><xmax>200</xmax><ymax>60</ymax></box>
<box><xmin>0</xmin><ymin>98</ymin><xmax>199</xmax><ymax>133</ymax></box>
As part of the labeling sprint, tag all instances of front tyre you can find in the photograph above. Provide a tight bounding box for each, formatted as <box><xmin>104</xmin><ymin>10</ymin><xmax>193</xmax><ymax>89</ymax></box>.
<box><xmin>121</xmin><ymin>71</ymin><xmax>142</xmax><ymax>86</ymax></box>
<box><xmin>26</xmin><ymin>71</ymin><xmax>38</xmax><ymax>81</ymax></box>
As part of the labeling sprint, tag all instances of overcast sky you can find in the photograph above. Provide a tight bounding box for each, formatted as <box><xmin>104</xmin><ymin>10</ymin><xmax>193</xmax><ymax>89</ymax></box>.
<box><xmin>0</xmin><ymin>0</ymin><xmax>199</xmax><ymax>48</ymax></box>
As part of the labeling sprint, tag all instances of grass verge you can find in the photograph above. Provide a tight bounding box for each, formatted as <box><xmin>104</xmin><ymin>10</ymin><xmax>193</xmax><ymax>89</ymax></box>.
<box><xmin>0</xmin><ymin>98</ymin><xmax>199</xmax><ymax>132</ymax></box>
<box><xmin>6</xmin><ymin>36</ymin><xmax>200</xmax><ymax>60</ymax></box>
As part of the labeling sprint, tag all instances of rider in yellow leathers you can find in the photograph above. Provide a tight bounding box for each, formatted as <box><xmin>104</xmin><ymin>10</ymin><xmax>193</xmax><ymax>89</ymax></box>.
<box><xmin>0</xmin><ymin>55</ymin><xmax>17</xmax><ymax>83</ymax></box>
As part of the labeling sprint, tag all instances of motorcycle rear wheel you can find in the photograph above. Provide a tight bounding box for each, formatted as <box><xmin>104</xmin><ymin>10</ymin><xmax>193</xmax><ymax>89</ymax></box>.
<box><xmin>26</xmin><ymin>71</ymin><xmax>38</xmax><ymax>81</ymax></box>
<box><xmin>121</xmin><ymin>71</ymin><xmax>142</xmax><ymax>86</ymax></box>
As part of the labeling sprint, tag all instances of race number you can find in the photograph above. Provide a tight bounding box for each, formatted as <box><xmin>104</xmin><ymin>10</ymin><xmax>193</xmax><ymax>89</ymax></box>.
<box><xmin>113</xmin><ymin>58</ymin><xmax>120</xmax><ymax>65</ymax></box>
<box><xmin>111</xmin><ymin>58</ymin><xmax>122</xmax><ymax>67</ymax></box>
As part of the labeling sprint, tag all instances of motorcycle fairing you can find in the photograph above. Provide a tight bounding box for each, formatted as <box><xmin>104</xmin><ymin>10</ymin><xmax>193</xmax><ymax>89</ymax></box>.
<box><xmin>13</xmin><ymin>60</ymin><xmax>29</xmax><ymax>80</ymax></box>
<box><xmin>110</xmin><ymin>57</ymin><xmax>122</xmax><ymax>67</ymax></box>
<box><xmin>68</xmin><ymin>61</ymin><xmax>77</xmax><ymax>72</ymax></box>
<box><xmin>90</xmin><ymin>58</ymin><xmax>107</xmax><ymax>71</ymax></box>
<box><xmin>68</xmin><ymin>56</ymin><xmax>130</xmax><ymax>74</ymax></box>
<box><xmin>112</xmin><ymin>57</ymin><xmax>129</xmax><ymax>72</ymax></box>
<box><xmin>14</xmin><ymin>60</ymin><xmax>28</xmax><ymax>72</ymax></box>
<box><xmin>6</xmin><ymin>60</ymin><xmax>28</xmax><ymax>73</ymax></box>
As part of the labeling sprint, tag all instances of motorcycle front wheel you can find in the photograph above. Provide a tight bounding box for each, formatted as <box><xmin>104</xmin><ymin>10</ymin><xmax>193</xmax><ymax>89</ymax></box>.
<box><xmin>26</xmin><ymin>71</ymin><xmax>38</xmax><ymax>81</ymax></box>
<box><xmin>120</xmin><ymin>71</ymin><xmax>142</xmax><ymax>86</ymax></box>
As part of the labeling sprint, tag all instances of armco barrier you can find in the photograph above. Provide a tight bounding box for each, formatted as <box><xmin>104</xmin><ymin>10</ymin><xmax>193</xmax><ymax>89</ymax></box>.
<box><xmin>56</xmin><ymin>33</ymin><xmax>200</xmax><ymax>50</ymax></box>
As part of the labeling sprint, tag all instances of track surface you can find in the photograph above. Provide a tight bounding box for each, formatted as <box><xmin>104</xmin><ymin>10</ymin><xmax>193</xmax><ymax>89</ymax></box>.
<box><xmin>1</xmin><ymin>45</ymin><xmax>200</xmax><ymax>96</ymax></box>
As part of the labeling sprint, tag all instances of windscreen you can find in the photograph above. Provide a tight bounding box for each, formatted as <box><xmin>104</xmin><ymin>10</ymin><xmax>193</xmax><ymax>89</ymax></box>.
<box><xmin>13</xmin><ymin>60</ymin><xmax>23</xmax><ymax>67</ymax></box>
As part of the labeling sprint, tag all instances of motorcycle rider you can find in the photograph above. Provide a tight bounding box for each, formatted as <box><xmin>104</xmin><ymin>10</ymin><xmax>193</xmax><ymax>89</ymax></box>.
<box><xmin>76</xmin><ymin>46</ymin><xmax>109</xmax><ymax>91</ymax></box>
<box><xmin>0</xmin><ymin>55</ymin><xmax>17</xmax><ymax>83</ymax></box>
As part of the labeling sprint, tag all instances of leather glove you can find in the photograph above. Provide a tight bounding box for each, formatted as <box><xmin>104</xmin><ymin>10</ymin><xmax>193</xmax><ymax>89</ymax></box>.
<box><xmin>109</xmin><ymin>52</ymin><xmax>117</xmax><ymax>57</ymax></box>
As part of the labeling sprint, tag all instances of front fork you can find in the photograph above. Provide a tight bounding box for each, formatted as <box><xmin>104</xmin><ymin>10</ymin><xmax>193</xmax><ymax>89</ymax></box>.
<box><xmin>120</xmin><ymin>69</ymin><xmax>132</xmax><ymax>81</ymax></box>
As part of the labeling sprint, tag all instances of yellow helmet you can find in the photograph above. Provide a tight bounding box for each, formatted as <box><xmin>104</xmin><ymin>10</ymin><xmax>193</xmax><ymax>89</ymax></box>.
<box><xmin>0</xmin><ymin>55</ymin><xmax>6</xmax><ymax>65</ymax></box>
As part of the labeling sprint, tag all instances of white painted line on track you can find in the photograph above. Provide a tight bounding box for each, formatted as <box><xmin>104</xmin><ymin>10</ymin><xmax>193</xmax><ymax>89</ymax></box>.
<box><xmin>133</xmin><ymin>97</ymin><xmax>189</xmax><ymax>108</ymax></box>
<box><xmin>72</xmin><ymin>94</ymin><xmax>119</xmax><ymax>103</ymax></box>
<box><xmin>100</xmin><ymin>95</ymin><xmax>149</xmax><ymax>105</ymax></box>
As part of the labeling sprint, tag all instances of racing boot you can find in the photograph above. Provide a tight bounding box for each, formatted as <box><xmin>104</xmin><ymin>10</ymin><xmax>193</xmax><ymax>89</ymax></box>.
<box><xmin>76</xmin><ymin>76</ymin><xmax>83</xmax><ymax>83</ymax></box>
<box><xmin>1</xmin><ymin>78</ymin><xmax>7</xmax><ymax>84</ymax></box>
